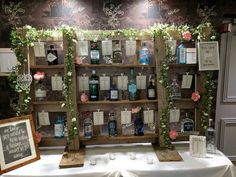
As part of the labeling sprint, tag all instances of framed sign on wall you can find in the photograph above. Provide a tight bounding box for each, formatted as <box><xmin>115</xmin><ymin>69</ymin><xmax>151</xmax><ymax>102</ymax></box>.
<box><xmin>198</xmin><ymin>41</ymin><xmax>220</xmax><ymax>71</ymax></box>
<box><xmin>0</xmin><ymin>115</ymin><xmax>40</xmax><ymax>174</ymax></box>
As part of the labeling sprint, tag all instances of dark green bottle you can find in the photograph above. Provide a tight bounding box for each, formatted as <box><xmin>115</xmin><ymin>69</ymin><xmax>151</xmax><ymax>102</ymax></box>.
<box><xmin>90</xmin><ymin>41</ymin><xmax>100</xmax><ymax>64</ymax></box>
<box><xmin>89</xmin><ymin>70</ymin><xmax>99</xmax><ymax>101</ymax></box>
<box><xmin>128</xmin><ymin>68</ymin><xmax>137</xmax><ymax>101</ymax></box>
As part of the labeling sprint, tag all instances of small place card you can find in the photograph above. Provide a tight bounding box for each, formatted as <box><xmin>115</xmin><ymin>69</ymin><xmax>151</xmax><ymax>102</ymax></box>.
<box><xmin>126</xmin><ymin>40</ymin><xmax>136</xmax><ymax>56</ymax></box>
<box><xmin>76</xmin><ymin>40</ymin><xmax>89</xmax><ymax>56</ymax></box>
<box><xmin>144</xmin><ymin>110</ymin><xmax>154</xmax><ymax>124</ymax></box>
<box><xmin>117</xmin><ymin>75</ymin><xmax>128</xmax><ymax>90</ymax></box>
<box><xmin>190</xmin><ymin>135</ymin><xmax>206</xmax><ymax>158</ymax></box>
<box><xmin>33</xmin><ymin>42</ymin><xmax>46</xmax><ymax>57</ymax></box>
<box><xmin>136</xmin><ymin>75</ymin><xmax>146</xmax><ymax>90</ymax></box>
<box><xmin>38</xmin><ymin>111</ymin><xmax>50</xmax><ymax>126</ymax></box>
<box><xmin>121</xmin><ymin>110</ymin><xmax>131</xmax><ymax>124</ymax></box>
<box><xmin>186</xmin><ymin>48</ymin><xmax>197</xmax><ymax>64</ymax></box>
<box><xmin>169</xmin><ymin>108</ymin><xmax>180</xmax><ymax>123</ymax></box>
<box><xmin>51</xmin><ymin>75</ymin><xmax>63</xmax><ymax>91</ymax></box>
<box><xmin>181</xmin><ymin>74</ymin><xmax>193</xmax><ymax>89</ymax></box>
<box><xmin>78</xmin><ymin>76</ymin><xmax>89</xmax><ymax>91</ymax></box>
<box><xmin>102</xmin><ymin>40</ymin><xmax>113</xmax><ymax>56</ymax></box>
<box><xmin>99</xmin><ymin>76</ymin><xmax>110</xmax><ymax>90</ymax></box>
<box><xmin>93</xmin><ymin>111</ymin><xmax>104</xmax><ymax>125</ymax></box>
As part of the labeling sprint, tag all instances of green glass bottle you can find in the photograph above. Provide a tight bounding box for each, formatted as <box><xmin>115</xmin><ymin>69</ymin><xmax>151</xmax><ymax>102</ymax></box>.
<box><xmin>128</xmin><ymin>68</ymin><xmax>137</xmax><ymax>101</ymax></box>
<box><xmin>90</xmin><ymin>41</ymin><xmax>100</xmax><ymax>64</ymax></box>
<box><xmin>89</xmin><ymin>70</ymin><xmax>99</xmax><ymax>101</ymax></box>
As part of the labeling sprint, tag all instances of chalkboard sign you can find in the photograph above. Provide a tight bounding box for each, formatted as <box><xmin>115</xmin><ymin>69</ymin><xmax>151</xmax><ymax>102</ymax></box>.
<box><xmin>0</xmin><ymin>115</ymin><xmax>40</xmax><ymax>174</ymax></box>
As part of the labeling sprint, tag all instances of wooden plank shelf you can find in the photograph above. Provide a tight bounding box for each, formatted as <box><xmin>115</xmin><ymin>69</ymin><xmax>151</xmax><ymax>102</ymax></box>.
<box><xmin>30</xmin><ymin>64</ymin><xmax>64</xmax><ymax>69</ymax></box>
<box><xmin>78</xmin><ymin>99</ymin><xmax>158</xmax><ymax>105</ymax></box>
<box><xmin>76</xmin><ymin>64</ymin><xmax>156</xmax><ymax>68</ymax></box>
<box><xmin>80</xmin><ymin>134</ymin><xmax>158</xmax><ymax>145</ymax></box>
<box><xmin>32</xmin><ymin>101</ymin><xmax>65</xmax><ymax>105</ymax></box>
<box><xmin>39</xmin><ymin>137</ymin><xmax>67</xmax><ymax>147</ymax></box>
<box><xmin>174</xmin><ymin>131</ymin><xmax>199</xmax><ymax>141</ymax></box>
<box><xmin>32</xmin><ymin>101</ymin><xmax>66</xmax><ymax>112</ymax></box>
<box><xmin>169</xmin><ymin>64</ymin><xmax>197</xmax><ymax>68</ymax></box>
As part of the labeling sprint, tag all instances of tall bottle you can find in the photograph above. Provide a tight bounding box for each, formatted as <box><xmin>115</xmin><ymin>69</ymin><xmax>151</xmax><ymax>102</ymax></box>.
<box><xmin>108</xmin><ymin>112</ymin><xmax>117</xmax><ymax>136</ymax></box>
<box><xmin>109</xmin><ymin>79</ymin><xmax>119</xmax><ymax>101</ymax></box>
<box><xmin>139</xmin><ymin>42</ymin><xmax>150</xmax><ymax>65</ymax></box>
<box><xmin>206</xmin><ymin>118</ymin><xmax>216</xmax><ymax>154</ymax></box>
<box><xmin>89</xmin><ymin>70</ymin><xmax>99</xmax><ymax>101</ymax></box>
<box><xmin>84</xmin><ymin>116</ymin><xmax>93</xmax><ymax>139</ymax></box>
<box><xmin>54</xmin><ymin>115</ymin><xmax>64</xmax><ymax>138</ymax></box>
<box><xmin>171</xmin><ymin>77</ymin><xmax>181</xmax><ymax>99</ymax></box>
<box><xmin>35</xmin><ymin>80</ymin><xmax>47</xmax><ymax>101</ymax></box>
<box><xmin>128</xmin><ymin>68</ymin><xmax>137</xmax><ymax>101</ymax></box>
<box><xmin>113</xmin><ymin>41</ymin><xmax>123</xmax><ymax>64</ymax></box>
<box><xmin>177</xmin><ymin>41</ymin><xmax>186</xmax><ymax>64</ymax></box>
<box><xmin>181</xmin><ymin>113</ymin><xmax>194</xmax><ymax>132</ymax></box>
<box><xmin>147</xmin><ymin>76</ymin><xmax>156</xmax><ymax>100</ymax></box>
<box><xmin>90</xmin><ymin>41</ymin><xmax>100</xmax><ymax>64</ymax></box>
<box><xmin>47</xmin><ymin>45</ymin><xmax>58</xmax><ymax>65</ymax></box>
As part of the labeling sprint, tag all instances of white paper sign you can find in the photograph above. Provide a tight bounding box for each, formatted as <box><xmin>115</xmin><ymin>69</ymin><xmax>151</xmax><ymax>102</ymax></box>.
<box><xmin>33</xmin><ymin>42</ymin><xmax>46</xmax><ymax>57</ymax></box>
<box><xmin>126</xmin><ymin>40</ymin><xmax>136</xmax><ymax>56</ymax></box>
<box><xmin>117</xmin><ymin>75</ymin><xmax>128</xmax><ymax>90</ymax></box>
<box><xmin>181</xmin><ymin>75</ymin><xmax>193</xmax><ymax>89</ymax></box>
<box><xmin>169</xmin><ymin>109</ymin><xmax>180</xmax><ymax>123</ymax></box>
<box><xmin>51</xmin><ymin>75</ymin><xmax>63</xmax><ymax>91</ymax></box>
<box><xmin>102</xmin><ymin>40</ymin><xmax>113</xmax><ymax>56</ymax></box>
<box><xmin>76</xmin><ymin>41</ymin><xmax>89</xmax><ymax>56</ymax></box>
<box><xmin>38</xmin><ymin>111</ymin><xmax>50</xmax><ymax>126</ymax></box>
<box><xmin>136</xmin><ymin>75</ymin><xmax>146</xmax><ymax>89</ymax></box>
<box><xmin>144</xmin><ymin>110</ymin><xmax>154</xmax><ymax>124</ymax></box>
<box><xmin>186</xmin><ymin>48</ymin><xmax>197</xmax><ymax>64</ymax></box>
<box><xmin>121</xmin><ymin>111</ymin><xmax>131</xmax><ymax>124</ymax></box>
<box><xmin>78</xmin><ymin>76</ymin><xmax>89</xmax><ymax>91</ymax></box>
<box><xmin>99</xmin><ymin>76</ymin><xmax>110</xmax><ymax>90</ymax></box>
<box><xmin>93</xmin><ymin>112</ymin><xmax>104</xmax><ymax>125</ymax></box>
<box><xmin>190</xmin><ymin>135</ymin><xmax>206</xmax><ymax>158</ymax></box>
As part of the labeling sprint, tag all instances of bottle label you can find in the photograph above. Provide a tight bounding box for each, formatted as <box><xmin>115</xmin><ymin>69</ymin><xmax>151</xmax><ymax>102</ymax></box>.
<box><xmin>90</xmin><ymin>50</ymin><xmax>100</xmax><ymax>60</ymax></box>
<box><xmin>139</xmin><ymin>49</ymin><xmax>150</xmax><ymax>65</ymax></box>
<box><xmin>35</xmin><ymin>89</ymin><xmax>46</xmax><ymax>98</ymax></box>
<box><xmin>84</xmin><ymin>123</ymin><xmax>92</xmax><ymax>138</ymax></box>
<box><xmin>89</xmin><ymin>80</ymin><xmax>99</xmax><ymax>84</ymax></box>
<box><xmin>183</xmin><ymin>122</ymin><xmax>193</xmax><ymax>131</ymax></box>
<box><xmin>128</xmin><ymin>84</ymin><xmax>137</xmax><ymax>94</ymax></box>
<box><xmin>110</xmin><ymin>90</ymin><xmax>118</xmax><ymax>99</ymax></box>
<box><xmin>178</xmin><ymin>48</ymin><xmax>186</xmax><ymax>64</ymax></box>
<box><xmin>148</xmin><ymin>89</ymin><xmax>155</xmax><ymax>98</ymax></box>
<box><xmin>47</xmin><ymin>53</ymin><xmax>57</xmax><ymax>62</ymax></box>
<box><xmin>54</xmin><ymin>123</ymin><xmax>64</xmax><ymax>137</ymax></box>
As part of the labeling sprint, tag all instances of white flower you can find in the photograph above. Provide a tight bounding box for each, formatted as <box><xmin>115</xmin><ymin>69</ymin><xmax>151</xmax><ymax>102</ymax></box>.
<box><xmin>67</xmin><ymin>72</ymin><xmax>72</xmax><ymax>76</ymax></box>
<box><xmin>61</xmin><ymin>103</ymin><xmax>65</xmax><ymax>107</ymax></box>
<box><xmin>25</xmin><ymin>25</ymin><xmax>32</xmax><ymax>29</ymax></box>
<box><xmin>74</xmin><ymin>127</ymin><xmax>77</xmax><ymax>130</ymax></box>
<box><xmin>30</xmin><ymin>42</ymin><xmax>34</xmax><ymax>47</ymax></box>
<box><xmin>72</xmin><ymin>39</ymin><xmax>77</xmax><ymax>43</ymax></box>
<box><xmin>72</xmin><ymin>117</ymin><xmax>76</xmax><ymax>122</ymax></box>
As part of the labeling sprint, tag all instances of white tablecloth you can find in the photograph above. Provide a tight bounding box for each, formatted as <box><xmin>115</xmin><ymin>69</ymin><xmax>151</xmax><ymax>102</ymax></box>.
<box><xmin>2</xmin><ymin>143</ymin><xmax>236</xmax><ymax>177</ymax></box>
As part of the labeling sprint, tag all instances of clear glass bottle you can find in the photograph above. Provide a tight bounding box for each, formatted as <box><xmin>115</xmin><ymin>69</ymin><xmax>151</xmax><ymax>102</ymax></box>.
<box><xmin>139</xmin><ymin>42</ymin><xmax>150</xmax><ymax>65</ymax></box>
<box><xmin>35</xmin><ymin>80</ymin><xmax>47</xmax><ymax>101</ymax></box>
<box><xmin>89</xmin><ymin>70</ymin><xmax>99</xmax><ymax>101</ymax></box>
<box><xmin>54</xmin><ymin>115</ymin><xmax>64</xmax><ymax>138</ymax></box>
<box><xmin>147</xmin><ymin>75</ymin><xmax>156</xmax><ymax>100</ymax></box>
<box><xmin>181</xmin><ymin>113</ymin><xmax>194</xmax><ymax>132</ymax></box>
<box><xmin>171</xmin><ymin>77</ymin><xmax>181</xmax><ymax>99</ymax></box>
<box><xmin>84</xmin><ymin>116</ymin><xmax>93</xmax><ymax>139</ymax></box>
<box><xmin>90</xmin><ymin>41</ymin><xmax>100</xmax><ymax>64</ymax></box>
<box><xmin>108</xmin><ymin>112</ymin><xmax>117</xmax><ymax>136</ymax></box>
<box><xmin>109</xmin><ymin>78</ymin><xmax>119</xmax><ymax>101</ymax></box>
<box><xmin>113</xmin><ymin>41</ymin><xmax>123</xmax><ymax>64</ymax></box>
<box><xmin>177</xmin><ymin>41</ymin><xmax>186</xmax><ymax>64</ymax></box>
<box><xmin>206</xmin><ymin>118</ymin><xmax>216</xmax><ymax>154</ymax></box>
<box><xmin>128</xmin><ymin>68</ymin><xmax>137</xmax><ymax>101</ymax></box>
<box><xmin>47</xmin><ymin>45</ymin><xmax>58</xmax><ymax>65</ymax></box>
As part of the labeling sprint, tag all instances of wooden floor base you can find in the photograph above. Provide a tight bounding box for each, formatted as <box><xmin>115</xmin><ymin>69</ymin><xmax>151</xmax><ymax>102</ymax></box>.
<box><xmin>59</xmin><ymin>147</ymin><xmax>85</xmax><ymax>168</ymax></box>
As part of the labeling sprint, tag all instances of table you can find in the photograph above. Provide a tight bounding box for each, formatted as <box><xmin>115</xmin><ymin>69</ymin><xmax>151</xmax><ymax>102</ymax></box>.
<box><xmin>2</xmin><ymin>143</ymin><xmax>236</xmax><ymax>177</ymax></box>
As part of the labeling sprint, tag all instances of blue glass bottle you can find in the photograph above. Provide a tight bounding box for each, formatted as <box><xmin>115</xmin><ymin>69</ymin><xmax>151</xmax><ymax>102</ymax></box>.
<box><xmin>134</xmin><ymin>110</ymin><xmax>144</xmax><ymax>136</ymax></box>
<box><xmin>139</xmin><ymin>42</ymin><xmax>150</xmax><ymax>65</ymax></box>
<box><xmin>54</xmin><ymin>115</ymin><xmax>64</xmax><ymax>138</ymax></box>
<box><xmin>177</xmin><ymin>42</ymin><xmax>186</xmax><ymax>64</ymax></box>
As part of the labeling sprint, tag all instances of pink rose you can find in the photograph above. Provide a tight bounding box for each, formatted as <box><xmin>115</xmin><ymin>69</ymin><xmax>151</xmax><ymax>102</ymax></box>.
<box><xmin>169</xmin><ymin>130</ymin><xmax>178</xmax><ymax>140</ymax></box>
<box><xmin>182</xmin><ymin>31</ymin><xmax>192</xmax><ymax>41</ymax></box>
<box><xmin>80</xmin><ymin>92</ymin><xmax>88</xmax><ymax>102</ymax></box>
<box><xmin>34</xmin><ymin>71</ymin><xmax>45</xmax><ymax>81</ymax></box>
<box><xmin>35</xmin><ymin>131</ymin><xmax>41</xmax><ymax>143</ymax></box>
<box><xmin>191</xmin><ymin>91</ymin><xmax>200</xmax><ymax>102</ymax></box>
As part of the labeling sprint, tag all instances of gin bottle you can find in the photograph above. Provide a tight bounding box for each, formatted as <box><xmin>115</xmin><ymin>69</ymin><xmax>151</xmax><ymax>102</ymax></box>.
<box><xmin>109</xmin><ymin>79</ymin><xmax>119</xmax><ymax>101</ymax></box>
<box><xmin>108</xmin><ymin>112</ymin><xmax>117</xmax><ymax>136</ymax></box>
<box><xmin>139</xmin><ymin>42</ymin><xmax>150</xmax><ymax>65</ymax></box>
<box><xmin>89</xmin><ymin>70</ymin><xmax>99</xmax><ymax>101</ymax></box>
<box><xmin>90</xmin><ymin>41</ymin><xmax>100</xmax><ymax>64</ymax></box>
<box><xmin>147</xmin><ymin>76</ymin><xmax>156</xmax><ymax>100</ymax></box>
<box><xmin>171</xmin><ymin>77</ymin><xmax>181</xmax><ymax>99</ymax></box>
<box><xmin>54</xmin><ymin>115</ymin><xmax>64</xmax><ymax>138</ymax></box>
<box><xmin>206</xmin><ymin>118</ymin><xmax>216</xmax><ymax>154</ymax></box>
<box><xmin>47</xmin><ymin>45</ymin><xmax>58</xmax><ymax>65</ymax></box>
<box><xmin>35</xmin><ymin>80</ymin><xmax>47</xmax><ymax>101</ymax></box>
<box><xmin>84</xmin><ymin>116</ymin><xmax>93</xmax><ymax>139</ymax></box>
<box><xmin>128</xmin><ymin>68</ymin><xmax>137</xmax><ymax>101</ymax></box>
<box><xmin>181</xmin><ymin>113</ymin><xmax>194</xmax><ymax>132</ymax></box>
<box><xmin>113</xmin><ymin>41</ymin><xmax>123</xmax><ymax>64</ymax></box>
<box><xmin>177</xmin><ymin>41</ymin><xmax>186</xmax><ymax>64</ymax></box>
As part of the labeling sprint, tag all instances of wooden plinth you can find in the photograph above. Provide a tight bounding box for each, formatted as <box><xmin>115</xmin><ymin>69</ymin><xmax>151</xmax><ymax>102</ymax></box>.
<box><xmin>59</xmin><ymin>147</ymin><xmax>85</xmax><ymax>168</ymax></box>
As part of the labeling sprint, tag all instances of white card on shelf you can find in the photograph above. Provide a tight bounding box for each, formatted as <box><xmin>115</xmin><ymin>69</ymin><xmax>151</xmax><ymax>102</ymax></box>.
<box><xmin>144</xmin><ymin>110</ymin><xmax>154</xmax><ymax>124</ymax></box>
<box><xmin>121</xmin><ymin>111</ymin><xmax>131</xmax><ymax>124</ymax></box>
<box><xmin>99</xmin><ymin>76</ymin><xmax>110</xmax><ymax>90</ymax></box>
<box><xmin>136</xmin><ymin>75</ymin><xmax>146</xmax><ymax>89</ymax></box>
<box><xmin>93</xmin><ymin>112</ymin><xmax>104</xmax><ymax>125</ymax></box>
<box><xmin>117</xmin><ymin>75</ymin><xmax>128</xmax><ymax>90</ymax></box>
<box><xmin>126</xmin><ymin>40</ymin><xmax>136</xmax><ymax>56</ymax></box>
<box><xmin>38</xmin><ymin>111</ymin><xmax>50</xmax><ymax>126</ymax></box>
<box><xmin>190</xmin><ymin>135</ymin><xmax>206</xmax><ymax>158</ymax></box>
<box><xmin>186</xmin><ymin>48</ymin><xmax>197</xmax><ymax>64</ymax></box>
<box><xmin>51</xmin><ymin>75</ymin><xmax>63</xmax><ymax>91</ymax></box>
<box><xmin>33</xmin><ymin>42</ymin><xmax>46</xmax><ymax>57</ymax></box>
<box><xmin>169</xmin><ymin>109</ymin><xmax>180</xmax><ymax>123</ymax></box>
<box><xmin>181</xmin><ymin>74</ymin><xmax>193</xmax><ymax>89</ymax></box>
<box><xmin>78</xmin><ymin>76</ymin><xmax>89</xmax><ymax>91</ymax></box>
<box><xmin>102</xmin><ymin>40</ymin><xmax>113</xmax><ymax>56</ymax></box>
<box><xmin>76</xmin><ymin>40</ymin><xmax>89</xmax><ymax>56</ymax></box>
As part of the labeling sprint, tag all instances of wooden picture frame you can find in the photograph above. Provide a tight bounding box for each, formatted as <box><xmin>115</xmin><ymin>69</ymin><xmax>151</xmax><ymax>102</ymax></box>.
<box><xmin>0</xmin><ymin>115</ymin><xmax>40</xmax><ymax>174</ymax></box>
<box><xmin>198</xmin><ymin>41</ymin><xmax>220</xmax><ymax>71</ymax></box>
